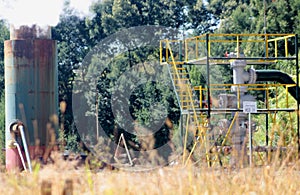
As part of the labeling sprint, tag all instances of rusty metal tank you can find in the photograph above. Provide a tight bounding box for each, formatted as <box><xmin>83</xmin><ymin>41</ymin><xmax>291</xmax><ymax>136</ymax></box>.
<box><xmin>4</xmin><ymin>25</ymin><xmax>58</xmax><ymax>153</ymax></box>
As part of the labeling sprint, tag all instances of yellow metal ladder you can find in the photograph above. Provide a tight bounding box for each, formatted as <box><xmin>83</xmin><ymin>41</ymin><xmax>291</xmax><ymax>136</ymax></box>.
<box><xmin>162</xmin><ymin>40</ymin><xmax>212</xmax><ymax>166</ymax></box>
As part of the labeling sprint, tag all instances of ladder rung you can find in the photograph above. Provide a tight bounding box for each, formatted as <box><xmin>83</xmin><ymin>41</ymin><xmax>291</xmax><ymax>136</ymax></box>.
<box><xmin>172</xmin><ymin>72</ymin><xmax>189</xmax><ymax>75</ymax></box>
<box><xmin>174</xmin><ymin>78</ymin><xmax>189</xmax><ymax>81</ymax></box>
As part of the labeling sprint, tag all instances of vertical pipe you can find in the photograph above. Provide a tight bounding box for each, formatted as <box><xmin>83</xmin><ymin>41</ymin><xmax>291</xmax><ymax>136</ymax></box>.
<box><xmin>159</xmin><ymin>41</ymin><xmax>162</xmax><ymax>63</ymax></box>
<box><xmin>266</xmin><ymin>113</ymin><xmax>269</xmax><ymax>155</ymax></box>
<box><xmin>95</xmin><ymin>90</ymin><xmax>99</xmax><ymax>141</ymax></box>
<box><xmin>195</xmin><ymin>37</ymin><xmax>198</xmax><ymax>59</ymax></box>
<box><xmin>265</xmin><ymin>35</ymin><xmax>269</xmax><ymax>58</ymax></box>
<box><xmin>295</xmin><ymin>34</ymin><xmax>299</xmax><ymax>156</ymax></box>
<box><xmin>275</xmin><ymin>40</ymin><xmax>278</xmax><ymax>58</ymax></box>
<box><xmin>264</xmin><ymin>0</ymin><xmax>267</xmax><ymax>35</ymax></box>
<box><xmin>200</xmin><ymin>85</ymin><xmax>202</xmax><ymax>108</ymax></box>
<box><xmin>179</xmin><ymin>40</ymin><xmax>183</xmax><ymax>62</ymax></box>
<box><xmin>180</xmin><ymin>115</ymin><xmax>183</xmax><ymax>147</ymax></box>
<box><xmin>166</xmin><ymin>40</ymin><xmax>169</xmax><ymax>62</ymax></box>
<box><xmin>264</xmin><ymin>0</ymin><xmax>267</xmax><ymax>61</ymax></box>
<box><xmin>185</xmin><ymin>39</ymin><xmax>188</xmax><ymax>61</ymax></box>
<box><xmin>249</xmin><ymin>113</ymin><xmax>252</xmax><ymax>166</ymax></box>
<box><xmin>206</xmin><ymin>34</ymin><xmax>211</xmax><ymax>118</ymax></box>
<box><xmin>19</xmin><ymin>126</ymin><xmax>32</xmax><ymax>172</ymax></box>
<box><xmin>236</xmin><ymin>35</ymin><xmax>240</xmax><ymax>58</ymax></box>
<box><xmin>285</xmin><ymin>38</ymin><xmax>288</xmax><ymax>57</ymax></box>
<box><xmin>237</xmin><ymin>85</ymin><xmax>240</xmax><ymax>109</ymax></box>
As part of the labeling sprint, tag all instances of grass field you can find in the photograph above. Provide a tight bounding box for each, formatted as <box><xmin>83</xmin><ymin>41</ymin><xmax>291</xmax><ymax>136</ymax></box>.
<box><xmin>2</xmin><ymin>156</ymin><xmax>300</xmax><ymax>195</ymax></box>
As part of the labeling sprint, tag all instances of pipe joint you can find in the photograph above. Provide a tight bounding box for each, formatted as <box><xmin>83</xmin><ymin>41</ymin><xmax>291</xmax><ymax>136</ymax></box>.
<box><xmin>248</xmin><ymin>68</ymin><xmax>257</xmax><ymax>84</ymax></box>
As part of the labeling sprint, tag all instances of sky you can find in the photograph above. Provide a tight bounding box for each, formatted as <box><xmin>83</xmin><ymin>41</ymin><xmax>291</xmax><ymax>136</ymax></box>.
<box><xmin>0</xmin><ymin>0</ymin><xmax>97</xmax><ymax>26</ymax></box>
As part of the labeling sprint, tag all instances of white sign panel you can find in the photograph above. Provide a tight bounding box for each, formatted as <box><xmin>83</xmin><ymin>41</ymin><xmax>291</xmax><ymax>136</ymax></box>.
<box><xmin>243</xmin><ymin>101</ymin><xmax>257</xmax><ymax>113</ymax></box>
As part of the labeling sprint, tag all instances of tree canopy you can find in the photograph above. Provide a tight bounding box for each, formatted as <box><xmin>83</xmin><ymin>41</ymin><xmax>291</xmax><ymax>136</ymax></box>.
<box><xmin>0</xmin><ymin>0</ymin><xmax>299</xmax><ymax>160</ymax></box>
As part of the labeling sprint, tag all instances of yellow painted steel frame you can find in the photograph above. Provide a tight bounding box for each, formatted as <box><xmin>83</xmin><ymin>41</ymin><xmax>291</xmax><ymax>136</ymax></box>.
<box><xmin>166</xmin><ymin>40</ymin><xmax>211</xmax><ymax>166</ymax></box>
<box><xmin>195</xmin><ymin>83</ymin><xmax>296</xmax><ymax>111</ymax></box>
<box><xmin>211</xmin><ymin>112</ymin><xmax>239</xmax><ymax>167</ymax></box>
<box><xmin>160</xmin><ymin>34</ymin><xmax>296</xmax><ymax>65</ymax></box>
<box><xmin>160</xmin><ymin>34</ymin><xmax>298</xmax><ymax>167</ymax></box>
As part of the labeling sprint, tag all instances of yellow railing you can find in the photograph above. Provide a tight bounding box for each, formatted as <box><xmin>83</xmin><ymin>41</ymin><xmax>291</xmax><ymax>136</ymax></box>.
<box><xmin>165</xmin><ymin>40</ymin><xmax>212</xmax><ymax>166</ymax></box>
<box><xmin>160</xmin><ymin>34</ymin><xmax>296</xmax><ymax>64</ymax></box>
<box><xmin>194</xmin><ymin>83</ymin><xmax>297</xmax><ymax>110</ymax></box>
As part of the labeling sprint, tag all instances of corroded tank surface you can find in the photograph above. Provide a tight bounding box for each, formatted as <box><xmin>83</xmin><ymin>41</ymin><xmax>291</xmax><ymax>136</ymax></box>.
<box><xmin>4</xmin><ymin>25</ymin><xmax>58</xmax><ymax>148</ymax></box>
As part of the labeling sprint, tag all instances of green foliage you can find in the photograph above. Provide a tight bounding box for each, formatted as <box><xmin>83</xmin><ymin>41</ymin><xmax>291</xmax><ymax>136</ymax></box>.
<box><xmin>0</xmin><ymin>20</ymin><xmax>9</xmax><ymax>97</ymax></box>
<box><xmin>211</xmin><ymin>0</ymin><xmax>300</xmax><ymax>35</ymax></box>
<box><xmin>53</xmin><ymin>0</ymin><xmax>215</xmax><ymax>153</ymax></box>
<box><xmin>99</xmin><ymin>0</ymin><xmax>214</xmax><ymax>34</ymax></box>
<box><xmin>0</xmin><ymin>21</ymin><xmax>8</xmax><ymax>164</ymax></box>
<box><xmin>0</xmin><ymin>95</ymin><xmax>5</xmax><ymax>164</ymax></box>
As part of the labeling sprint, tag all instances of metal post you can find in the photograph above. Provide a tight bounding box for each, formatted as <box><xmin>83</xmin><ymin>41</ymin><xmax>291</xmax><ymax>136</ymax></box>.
<box><xmin>180</xmin><ymin>114</ymin><xmax>183</xmax><ymax>147</ymax></box>
<box><xmin>249</xmin><ymin>113</ymin><xmax>252</xmax><ymax>166</ymax></box>
<box><xmin>95</xmin><ymin>83</ymin><xmax>99</xmax><ymax>141</ymax></box>
<box><xmin>264</xmin><ymin>0</ymin><xmax>267</xmax><ymax>34</ymax></box>
<box><xmin>295</xmin><ymin>34</ymin><xmax>299</xmax><ymax>156</ymax></box>
<box><xmin>266</xmin><ymin>113</ymin><xmax>269</xmax><ymax>156</ymax></box>
<box><xmin>179</xmin><ymin>40</ymin><xmax>183</xmax><ymax>62</ymax></box>
<box><xmin>264</xmin><ymin>0</ymin><xmax>267</xmax><ymax>59</ymax></box>
<box><xmin>206</xmin><ymin>34</ymin><xmax>211</xmax><ymax>119</ymax></box>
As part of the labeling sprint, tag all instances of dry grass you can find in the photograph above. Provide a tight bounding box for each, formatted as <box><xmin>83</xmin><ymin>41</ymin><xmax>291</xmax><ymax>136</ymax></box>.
<box><xmin>1</xmin><ymin>158</ymin><xmax>300</xmax><ymax>195</ymax></box>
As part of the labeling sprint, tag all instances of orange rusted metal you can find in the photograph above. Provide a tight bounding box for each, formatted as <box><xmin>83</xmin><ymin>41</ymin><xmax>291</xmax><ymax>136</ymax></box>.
<box><xmin>4</xmin><ymin>25</ymin><xmax>58</xmax><ymax>170</ymax></box>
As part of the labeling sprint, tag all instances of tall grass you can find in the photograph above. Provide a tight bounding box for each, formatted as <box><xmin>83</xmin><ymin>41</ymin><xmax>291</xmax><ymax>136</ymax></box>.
<box><xmin>1</xmin><ymin>156</ymin><xmax>300</xmax><ymax>195</ymax></box>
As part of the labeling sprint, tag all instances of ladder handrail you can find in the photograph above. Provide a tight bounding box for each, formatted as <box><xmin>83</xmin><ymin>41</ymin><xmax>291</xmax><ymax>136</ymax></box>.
<box><xmin>166</xmin><ymin>41</ymin><xmax>202</xmax><ymax>134</ymax></box>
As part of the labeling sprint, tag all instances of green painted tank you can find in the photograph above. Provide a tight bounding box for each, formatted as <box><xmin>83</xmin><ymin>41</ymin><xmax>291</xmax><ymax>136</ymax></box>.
<box><xmin>4</xmin><ymin>25</ymin><xmax>58</xmax><ymax>166</ymax></box>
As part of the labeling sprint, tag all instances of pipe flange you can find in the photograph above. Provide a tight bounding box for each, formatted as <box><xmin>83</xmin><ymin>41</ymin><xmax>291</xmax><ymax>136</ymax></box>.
<box><xmin>230</xmin><ymin>60</ymin><xmax>247</xmax><ymax>68</ymax></box>
<box><xmin>248</xmin><ymin>68</ymin><xmax>257</xmax><ymax>84</ymax></box>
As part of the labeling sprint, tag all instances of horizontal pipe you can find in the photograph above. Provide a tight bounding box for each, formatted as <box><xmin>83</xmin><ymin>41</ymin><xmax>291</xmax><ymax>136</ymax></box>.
<box><xmin>256</xmin><ymin>70</ymin><xmax>300</xmax><ymax>102</ymax></box>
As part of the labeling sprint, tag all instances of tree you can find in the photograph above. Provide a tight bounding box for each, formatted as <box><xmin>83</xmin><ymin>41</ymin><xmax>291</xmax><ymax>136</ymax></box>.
<box><xmin>0</xmin><ymin>20</ymin><xmax>9</xmax><ymax>163</ymax></box>
<box><xmin>98</xmin><ymin>0</ymin><xmax>215</xmax><ymax>34</ymax></box>
<box><xmin>0</xmin><ymin>20</ymin><xmax>9</xmax><ymax>97</ymax></box>
<box><xmin>52</xmin><ymin>5</ymin><xmax>97</xmax><ymax>148</ymax></box>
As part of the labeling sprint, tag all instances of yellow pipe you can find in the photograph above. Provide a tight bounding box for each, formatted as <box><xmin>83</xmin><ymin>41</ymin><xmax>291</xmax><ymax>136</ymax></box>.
<box><xmin>166</xmin><ymin>41</ymin><xmax>169</xmax><ymax>62</ymax></box>
<box><xmin>221</xmin><ymin>112</ymin><xmax>239</xmax><ymax>146</ymax></box>
<box><xmin>266</xmin><ymin>86</ymin><xmax>270</xmax><ymax>110</ymax></box>
<box><xmin>267</xmin><ymin>34</ymin><xmax>295</xmax><ymax>42</ymax></box>
<box><xmin>200</xmin><ymin>86</ymin><xmax>202</xmax><ymax>108</ymax></box>
<box><xmin>184</xmin><ymin>141</ymin><xmax>198</xmax><ymax>166</ymax></box>
<box><xmin>275</xmin><ymin>40</ymin><xmax>278</xmax><ymax>58</ymax></box>
<box><xmin>185</xmin><ymin>39</ymin><xmax>188</xmax><ymax>61</ymax></box>
<box><xmin>285</xmin><ymin>38</ymin><xmax>288</xmax><ymax>57</ymax></box>
<box><xmin>211</xmin><ymin>33</ymin><xmax>293</xmax><ymax>37</ymax></box>
<box><xmin>207</xmin><ymin>40</ymin><xmax>265</xmax><ymax>43</ymax></box>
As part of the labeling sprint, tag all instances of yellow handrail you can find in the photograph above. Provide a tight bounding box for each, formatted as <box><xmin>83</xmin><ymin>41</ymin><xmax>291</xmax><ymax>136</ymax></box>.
<box><xmin>160</xmin><ymin>33</ymin><xmax>296</xmax><ymax>65</ymax></box>
<box><xmin>194</xmin><ymin>83</ymin><xmax>297</xmax><ymax>110</ymax></box>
